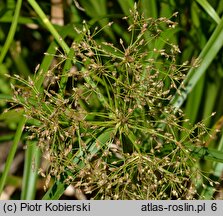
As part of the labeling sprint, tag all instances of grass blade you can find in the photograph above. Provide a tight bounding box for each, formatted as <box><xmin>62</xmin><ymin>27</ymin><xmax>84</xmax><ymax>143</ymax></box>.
<box><xmin>27</xmin><ymin>0</ymin><xmax>69</xmax><ymax>54</ymax></box>
<box><xmin>21</xmin><ymin>141</ymin><xmax>41</xmax><ymax>200</ymax></box>
<box><xmin>191</xmin><ymin>146</ymin><xmax>223</xmax><ymax>163</ymax></box>
<box><xmin>117</xmin><ymin>0</ymin><xmax>134</xmax><ymax>15</ymax></box>
<box><xmin>0</xmin><ymin>115</ymin><xmax>26</xmax><ymax>195</ymax></box>
<box><xmin>140</xmin><ymin>0</ymin><xmax>157</xmax><ymax>18</ymax></box>
<box><xmin>34</xmin><ymin>24</ymin><xmax>73</xmax><ymax>90</ymax></box>
<box><xmin>196</xmin><ymin>0</ymin><xmax>221</xmax><ymax>24</ymax></box>
<box><xmin>171</xmin><ymin>16</ymin><xmax>223</xmax><ymax>110</ymax></box>
<box><xmin>59</xmin><ymin>48</ymin><xmax>75</xmax><ymax>95</ymax></box>
<box><xmin>184</xmin><ymin>75</ymin><xmax>205</xmax><ymax>125</ymax></box>
<box><xmin>42</xmin><ymin>180</ymin><xmax>68</xmax><ymax>200</ymax></box>
<box><xmin>0</xmin><ymin>0</ymin><xmax>22</xmax><ymax>64</ymax></box>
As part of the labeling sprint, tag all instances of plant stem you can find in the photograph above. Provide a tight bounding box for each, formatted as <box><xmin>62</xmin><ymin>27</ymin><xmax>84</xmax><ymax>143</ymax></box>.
<box><xmin>27</xmin><ymin>0</ymin><xmax>70</xmax><ymax>54</ymax></box>
<box><xmin>171</xmin><ymin>15</ymin><xmax>223</xmax><ymax>111</ymax></box>
<box><xmin>0</xmin><ymin>0</ymin><xmax>22</xmax><ymax>64</ymax></box>
<box><xmin>0</xmin><ymin>115</ymin><xmax>26</xmax><ymax>195</ymax></box>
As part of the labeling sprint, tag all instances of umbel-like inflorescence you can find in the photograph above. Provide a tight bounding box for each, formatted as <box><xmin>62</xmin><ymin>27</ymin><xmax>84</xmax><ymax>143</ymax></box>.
<box><xmin>11</xmin><ymin>6</ymin><xmax>212</xmax><ymax>199</ymax></box>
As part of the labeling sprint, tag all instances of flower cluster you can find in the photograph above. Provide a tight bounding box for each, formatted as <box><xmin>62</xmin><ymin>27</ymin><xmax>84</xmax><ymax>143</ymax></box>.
<box><xmin>11</xmin><ymin>7</ymin><xmax>212</xmax><ymax>199</ymax></box>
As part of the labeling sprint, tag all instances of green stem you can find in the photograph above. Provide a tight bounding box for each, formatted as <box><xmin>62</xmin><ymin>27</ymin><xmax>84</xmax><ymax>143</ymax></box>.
<box><xmin>21</xmin><ymin>140</ymin><xmax>41</xmax><ymax>199</ymax></box>
<box><xmin>171</xmin><ymin>15</ymin><xmax>223</xmax><ymax>110</ymax></box>
<box><xmin>27</xmin><ymin>0</ymin><xmax>69</xmax><ymax>54</ymax></box>
<box><xmin>0</xmin><ymin>0</ymin><xmax>22</xmax><ymax>64</ymax></box>
<box><xmin>0</xmin><ymin>115</ymin><xmax>26</xmax><ymax>195</ymax></box>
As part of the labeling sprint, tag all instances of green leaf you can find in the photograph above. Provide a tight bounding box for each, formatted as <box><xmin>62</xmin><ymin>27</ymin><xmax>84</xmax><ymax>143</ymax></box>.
<box><xmin>0</xmin><ymin>0</ymin><xmax>22</xmax><ymax>64</ymax></box>
<box><xmin>171</xmin><ymin>16</ymin><xmax>223</xmax><ymax>110</ymax></box>
<box><xmin>0</xmin><ymin>115</ymin><xmax>26</xmax><ymax>195</ymax></box>
<box><xmin>0</xmin><ymin>109</ymin><xmax>23</xmax><ymax>124</ymax></box>
<box><xmin>117</xmin><ymin>0</ymin><xmax>134</xmax><ymax>15</ymax></box>
<box><xmin>184</xmin><ymin>74</ymin><xmax>205</xmax><ymax>126</ymax></box>
<box><xmin>196</xmin><ymin>0</ymin><xmax>221</xmax><ymax>24</ymax></box>
<box><xmin>21</xmin><ymin>141</ymin><xmax>41</xmax><ymax>200</ymax></box>
<box><xmin>42</xmin><ymin>180</ymin><xmax>68</xmax><ymax>200</ymax></box>
<box><xmin>27</xmin><ymin>0</ymin><xmax>69</xmax><ymax>54</ymax></box>
<box><xmin>34</xmin><ymin>24</ymin><xmax>73</xmax><ymax>90</ymax></box>
<box><xmin>140</xmin><ymin>0</ymin><xmax>157</xmax><ymax>18</ymax></box>
<box><xmin>59</xmin><ymin>48</ymin><xmax>75</xmax><ymax>95</ymax></box>
<box><xmin>191</xmin><ymin>146</ymin><xmax>223</xmax><ymax>163</ymax></box>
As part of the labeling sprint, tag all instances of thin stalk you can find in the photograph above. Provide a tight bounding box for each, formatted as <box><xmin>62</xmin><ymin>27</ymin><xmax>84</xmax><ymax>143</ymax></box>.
<box><xmin>0</xmin><ymin>115</ymin><xmax>26</xmax><ymax>195</ymax></box>
<box><xmin>0</xmin><ymin>0</ymin><xmax>22</xmax><ymax>64</ymax></box>
<box><xmin>42</xmin><ymin>128</ymin><xmax>114</xmax><ymax>199</ymax></box>
<box><xmin>27</xmin><ymin>0</ymin><xmax>69</xmax><ymax>54</ymax></box>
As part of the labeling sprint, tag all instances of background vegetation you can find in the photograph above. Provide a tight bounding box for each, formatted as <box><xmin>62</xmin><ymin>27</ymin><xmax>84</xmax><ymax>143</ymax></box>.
<box><xmin>0</xmin><ymin>0</ymin><xmax>223</xmax><ymax>200</ymax></box>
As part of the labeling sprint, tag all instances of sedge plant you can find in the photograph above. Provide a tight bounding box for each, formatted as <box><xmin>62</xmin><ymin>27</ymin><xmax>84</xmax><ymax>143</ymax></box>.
<box><xmin>7</xmin><ymin>6</ymin><xmax>219</xmax><ymax>199</ymax></box>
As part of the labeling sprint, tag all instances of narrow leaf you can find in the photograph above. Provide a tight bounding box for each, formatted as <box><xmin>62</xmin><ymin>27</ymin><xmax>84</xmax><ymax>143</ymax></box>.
<box><xmin>196</xmin><ymin>0</ymin><xmax>221</xmax><ymax>24</ymax></box>
<box><xmin>171</xmin><ymin>16</ymin><xmax>223</xmax><ymax>110</ymax></box>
